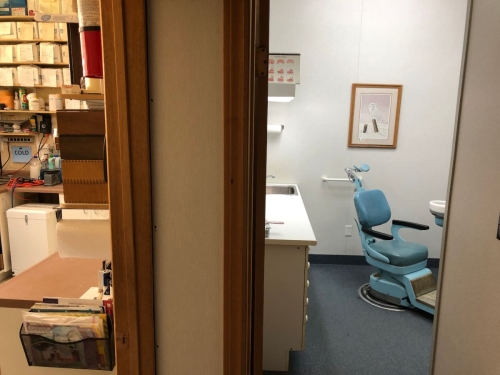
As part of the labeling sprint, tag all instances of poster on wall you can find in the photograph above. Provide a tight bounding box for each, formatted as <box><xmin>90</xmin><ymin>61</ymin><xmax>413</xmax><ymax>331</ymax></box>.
<box><xmin>348</xmin><ymin>84</ymin><xmax>403</xmax><ymax>148</ymax></box>
<box><xmin>268</xmin><ymin>54</ymin><xmax>300</xmax><ymax>84</ymax></box>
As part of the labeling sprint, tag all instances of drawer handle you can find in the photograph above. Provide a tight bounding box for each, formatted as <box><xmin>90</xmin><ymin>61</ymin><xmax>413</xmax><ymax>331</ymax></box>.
<box><xmin>307</xmin><ymin>280</ymin><xmax>309</xmax><ymax>288</ymax></box>
<box><xmin>305</xmin><ymin>315</ymin><xmax>308</xmax><ymax>324</ymax></box>
<box><xmin>305</xmin><ymin>298</ymin><xmax>309</xmax><ymax>305</ymax></box>
<box><xmin>307</xmin><ymin>262</ymin><xmax>310</xmax><ymax>269</ymax></box>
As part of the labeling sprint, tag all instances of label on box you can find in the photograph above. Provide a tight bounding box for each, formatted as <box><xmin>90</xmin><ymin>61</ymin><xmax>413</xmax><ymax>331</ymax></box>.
<box><xmin>11</xmin><ymin>7</ymin><xmax>27</xmax><ymax>15</ymax></box>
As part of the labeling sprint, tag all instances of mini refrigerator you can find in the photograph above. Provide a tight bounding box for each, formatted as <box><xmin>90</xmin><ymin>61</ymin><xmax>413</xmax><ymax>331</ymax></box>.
<box><xmin>7</xmin><ymin>204</ymin><xmax>58</xmax><ymax>275</ymax></box>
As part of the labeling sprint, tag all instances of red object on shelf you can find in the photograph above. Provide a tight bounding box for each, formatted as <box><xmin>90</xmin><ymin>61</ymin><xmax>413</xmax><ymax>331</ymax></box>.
<box><xmin>80</xmin><ymin>29</ymin><xmax>103</xmax><ymax>78</ymax></box>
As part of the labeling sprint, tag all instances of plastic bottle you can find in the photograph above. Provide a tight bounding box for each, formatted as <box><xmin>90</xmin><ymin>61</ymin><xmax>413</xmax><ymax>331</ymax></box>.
<box><xmin>14</xmin><ymin>92</ymin><xmax>20</xmax><ymax>110</ymax></box>
<box><xmin>48</xmin><ymin>154</ymin><xmax>55</xmax><ymax>170</ymax></box>
<box><xmin>30</xmin><ymin>156</ymin><xmax>41</xmax><ymax>179</ymax></box>
<box><xmin>53</xmin><ymin>154</ymin><xmax>61</xmax><ymax>169</ymax></box>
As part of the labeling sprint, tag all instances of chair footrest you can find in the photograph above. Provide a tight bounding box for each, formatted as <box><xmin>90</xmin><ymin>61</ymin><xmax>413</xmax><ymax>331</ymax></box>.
<box><xmin>416</xmin><ymin>290</ymin><xmax>437</xmax><ymax>308</ymax></box>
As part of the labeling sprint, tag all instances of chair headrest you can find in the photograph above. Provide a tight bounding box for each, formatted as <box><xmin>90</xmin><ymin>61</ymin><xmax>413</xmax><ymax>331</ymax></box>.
<box><xmin>354</xmin><ymin>189</ymin><xmax>391</xmax><ymax>228</ymax></box>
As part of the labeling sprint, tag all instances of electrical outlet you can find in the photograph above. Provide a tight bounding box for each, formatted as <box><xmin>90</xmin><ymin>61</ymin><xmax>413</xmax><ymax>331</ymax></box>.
<box><xmin>1</xmin><ymin>136</ymin><xmax>34</xmax><ymax>143</ymax></box>
<box><xmin>345</xmin><ymin>225</ymin><xmax>352</xmax><ymax>237</ymax></box>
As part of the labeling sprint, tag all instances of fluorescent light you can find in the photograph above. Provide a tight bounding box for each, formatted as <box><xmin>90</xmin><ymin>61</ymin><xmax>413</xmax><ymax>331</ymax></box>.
<box><xmin>267</xmin><ymin>124</ymin><xmax>284</xmax><ymax>133</ymax></box>
<box><xmin>268</xmin><ymin>83</ymin><xmax>295</xmax><ymax>102</ymax></box>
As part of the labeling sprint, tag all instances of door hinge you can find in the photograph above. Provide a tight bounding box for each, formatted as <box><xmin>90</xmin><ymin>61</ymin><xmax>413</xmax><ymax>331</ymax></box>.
<box><xmin>116</xmin><ymin>332</ymin><xmax>129</xmax><ymax>348</ymax></box>
<box><xmin>255</xmin><ymin>46</ymin><xmax>268</xmax><ymax>78</ymax></box>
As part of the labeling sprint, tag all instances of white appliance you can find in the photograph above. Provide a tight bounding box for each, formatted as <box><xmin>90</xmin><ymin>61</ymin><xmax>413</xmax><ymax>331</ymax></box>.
<box><xmin>6</xmin><ymin>204</ymin><xmax>59</xmax><ymax>275</ymax></box>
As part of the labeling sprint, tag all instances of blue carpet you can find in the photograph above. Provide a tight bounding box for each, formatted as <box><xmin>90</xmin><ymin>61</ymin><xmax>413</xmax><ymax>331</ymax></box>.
<box><xmin>264</xmin><ymin>264</ymin><xmax>436</xmax><ymax>375</ymax></box>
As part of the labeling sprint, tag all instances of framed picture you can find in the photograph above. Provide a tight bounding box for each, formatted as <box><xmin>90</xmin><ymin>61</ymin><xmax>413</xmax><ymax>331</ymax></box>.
<box><xmin>348</xmin><ymin>84</ymin><xmax>403</xmax><ymax>148</ymax></box>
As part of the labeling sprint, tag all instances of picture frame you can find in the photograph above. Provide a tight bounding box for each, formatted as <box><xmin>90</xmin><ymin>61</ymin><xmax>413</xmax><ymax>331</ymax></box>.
<box><xmin>348</xmin><ymin>83</ymin><xmax>403</xmax><ymax>148</ymax></box>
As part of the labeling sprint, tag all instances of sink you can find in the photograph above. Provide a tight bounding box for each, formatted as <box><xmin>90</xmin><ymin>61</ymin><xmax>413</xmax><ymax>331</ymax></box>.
<box><xmin>429</xmin><ymin>200</ymin><xmax>446</xmax><ymax>227</ymax></box>
<box><xmin>266</xmin><ymin>185</ymin><xmax>298</xmax><ymax>195</ymax></box>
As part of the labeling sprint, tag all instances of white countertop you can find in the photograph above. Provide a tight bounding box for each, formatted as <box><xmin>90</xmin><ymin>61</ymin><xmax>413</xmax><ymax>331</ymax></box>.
<box><xmin>265</xmin><ymin>184</ymin><xmax>317</xmax><ymax>246</ymax></box>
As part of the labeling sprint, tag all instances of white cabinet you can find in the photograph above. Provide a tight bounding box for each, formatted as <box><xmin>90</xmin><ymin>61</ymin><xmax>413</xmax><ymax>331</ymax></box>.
<box><xmin>263</xmin><ymin>244</ymin><xmax>309</xmax><ymax>371</ymax></box>
<box><xmin>61</xmin><ymin>209</ymin><xmax>109</xmax><ymax>220</ymax></box>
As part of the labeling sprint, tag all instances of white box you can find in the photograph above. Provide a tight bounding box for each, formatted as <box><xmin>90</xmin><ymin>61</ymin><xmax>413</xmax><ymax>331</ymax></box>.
<box><xmin>0</xmin><ymin>45</ymin><xmax>17</xmax><ymax>62</ymax></box>
<box><xmin>17</xmin><ymin>22</ymin><xmax>38</xmax><ymax>40</ymax></box>
<box><xmin>0</xmin><ymin>22</ymin><xmax>18</xmax><ymax>40</ymax></box>
<box><xmin>38</xmin><ymin>22</ymin><xmax>57</xmax><ymax>40</ymax></box>
<box><xmin>16</xmin><ymin>43</ymin><xmax>39</xmax><ymax>62</ymax></box>
<box><xmin>61</xmin><ymin>0</ymin><xmax>77</xmax><ymax>15</ymax></box>
<box><xmin>61</xmin><ymin>44</ymin><xmax>69</xmax><ymax>63</ymax></box>
<box><xmin>41</xmin><ymin>68</ymin><xmax>62</xmax><ymax>87</ymax></box>
<box><xmin>58</xmin><ymin>22</ymin><xmax>68</xmax><ymax>41</ymax></box>
<box><xmin>39</xmin><ymin>42</ymin><xmax>62</xmax><ymax>63</ymax></box>
<box><xmin>6</xmin><ymin>204</ymin><xmax>58</xmax><ymax>275</ymax></box>
<box><xmin>38</xmin><ymin>0</ymin><xmax>61</xmax><ymax>14</ymax></box>
<box><xmin>62</xmin><ymin>67</ymin><xmax>71</xmax><ymax>84</ymax></box>
<box><xmin>17</xmin><ymin>65</ymin><xmax>41</xmax><ymax>86</ymax></box>
<box><xmin>0</xmin><ymin>68</ymin><xmax>20</xmax><ymax>86</ymax></box>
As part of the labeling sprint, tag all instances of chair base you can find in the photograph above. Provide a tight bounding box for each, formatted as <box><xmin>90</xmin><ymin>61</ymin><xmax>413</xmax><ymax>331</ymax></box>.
<box><xmin>368</xmin><ymin>270</ymin><xmax>436</xmax><ymax>315</ymax></box>
<box><xmin>358</xmin><ymin>283</ymin><xmax>406</xmax><ymax>311</ymax></box>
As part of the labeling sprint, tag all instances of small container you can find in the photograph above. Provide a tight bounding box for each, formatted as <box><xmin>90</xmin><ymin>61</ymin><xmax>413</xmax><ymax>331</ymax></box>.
<box><xmin>29</xmin><ymin>116</ymin><xmax>36</xmax><ymax>132</ymax></box>
<box><xmin>53</xmin><ymin>154</ymin><xmax>60</xmax><ymax>168</ymax></box>
<box><xmin>19</xmin><ymin>88</ymin><xmax>28</xmax><ymax>110</ymax></box>
<box><xmin>28</xmin><ymin>98</ymin><xmax>40</xmax><ymax>111</ymax></box>
<box><xmin>30</xmin><ymin>156</ymin><xmax>40</xmax><ymax>179</ymax></box>
<box><xmin>14</xmin><ymin>92</ymin><xmax>20</xmax><ymax>110</ymax></box>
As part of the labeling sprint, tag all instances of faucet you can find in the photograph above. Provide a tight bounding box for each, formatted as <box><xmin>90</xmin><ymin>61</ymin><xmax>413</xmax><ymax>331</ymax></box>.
<box><xmin>266</xmin><ymin>175</ymin><xmax>275</xmax><ymax>179</ymax></box>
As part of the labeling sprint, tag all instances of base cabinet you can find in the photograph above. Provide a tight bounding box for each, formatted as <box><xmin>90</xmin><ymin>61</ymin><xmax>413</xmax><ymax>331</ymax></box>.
<box><xmin>263</xmin><ymin>244</ymin><xmax>309</xmax><ymax>371</ymax></box>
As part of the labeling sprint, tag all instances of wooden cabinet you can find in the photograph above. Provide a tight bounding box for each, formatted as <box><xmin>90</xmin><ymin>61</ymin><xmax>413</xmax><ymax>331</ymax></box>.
<box><xmin>263</xmin><ymin>244</ymin><xmax>309</xmax><ymax>371</ymax></box>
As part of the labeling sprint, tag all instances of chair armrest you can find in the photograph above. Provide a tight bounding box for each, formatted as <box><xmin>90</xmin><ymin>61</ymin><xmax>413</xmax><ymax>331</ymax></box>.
<box><xmin>392</xmin><ymin>220</ymin><xmax>429</xmax><ymax>231</ymax></box>
<box><xmin>361</xmin><ymin>227</ymin><xmax>394</xmax><ymax>241</ymax></box>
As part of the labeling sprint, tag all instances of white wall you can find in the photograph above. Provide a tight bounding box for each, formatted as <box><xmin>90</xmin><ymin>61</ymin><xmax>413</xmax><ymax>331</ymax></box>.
<box><xmin>268</xmin><ymin>0</ymin><xmax>468</xmax><ymax>257</ymax></box>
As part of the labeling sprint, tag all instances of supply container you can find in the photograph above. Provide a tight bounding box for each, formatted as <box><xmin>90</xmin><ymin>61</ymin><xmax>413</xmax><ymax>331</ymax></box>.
<box><xmin>7</xmin><ymin>204</ymin><xmax>59</xmax><ymax>275</ymax></box>
<box><xmin>30</xmin><ymin>155</ymin><xmax>40</xmax><ymax>179</ymax></box>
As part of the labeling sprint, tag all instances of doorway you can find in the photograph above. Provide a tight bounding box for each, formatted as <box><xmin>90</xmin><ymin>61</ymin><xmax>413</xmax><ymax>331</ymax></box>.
<box><xmin>263</xmin><ymin>1</ymin><xmax>469</xmax><ymax>373</ymax></box>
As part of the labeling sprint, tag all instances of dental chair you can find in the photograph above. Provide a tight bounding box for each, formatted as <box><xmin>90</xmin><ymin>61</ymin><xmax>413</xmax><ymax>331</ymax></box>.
<box><xmin>346</xmin><ymin>165</ymin><xmax>437</xmax><ymax>315</ymax></box>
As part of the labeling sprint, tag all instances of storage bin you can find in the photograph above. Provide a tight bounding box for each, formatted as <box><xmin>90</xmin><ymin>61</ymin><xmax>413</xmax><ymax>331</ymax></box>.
<box><xmin>20</xmin><ymin>322</ymin><xmax>115</xmax><ymax>370</ymax></box>
<box><xmin>6</xmin><ymin>204</ymin><xmax>58</xmax><ymax>275</ymax></box>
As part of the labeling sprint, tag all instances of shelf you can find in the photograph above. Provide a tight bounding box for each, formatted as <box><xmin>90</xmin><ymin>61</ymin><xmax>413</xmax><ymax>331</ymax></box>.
<box><xmin>60</xmin><ymin>94</ymin><xmax>104</xmax><ymax>100</ymax></box>
<box><xmin>0</xmin><ymin>110</ymin><xmax>56</xmax><ymax>114</ymax></box>
<box><xmin>0</xmin><ymin>62</ymin><xmax>68</xmax><ymax>66</ymax></box>
<box><xmin>0</xmin><ymin>39</ymin><xmax>68</xmax><ymax>44</ymax></box>
<box><xmin>0</xmin><ymin>16</ymin><xmax>34</xmax><ymax>22</ymax></box>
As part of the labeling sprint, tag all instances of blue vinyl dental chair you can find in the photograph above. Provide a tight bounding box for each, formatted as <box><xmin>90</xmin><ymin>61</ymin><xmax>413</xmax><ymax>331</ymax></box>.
<box><xmin>346</xmin><ymin>165</ymin><xmax>437</xmax><ymax>315</ymax></box>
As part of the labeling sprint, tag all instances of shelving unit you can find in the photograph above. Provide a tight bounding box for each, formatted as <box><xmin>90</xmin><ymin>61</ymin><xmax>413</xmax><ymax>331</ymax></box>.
<box><xmin>0</xmin><ymin>16</ymin><xmax>34</xmax><ymax>21</ymax></box>
<box><xmin>60</xmin><ymin>94</ymin><xmax>104</xmax><ymax>100</ymax></box>
<box><xmin>0</xmin><ymin>110</ymin><xmax>56</xmax><ymax>114</ymax></box>
<box><xmin>0</xmin><ymin>39</ymin><xmax>68</xmax><ymax>44</ymax></box>
<box><xmin>0</xmin><ymin>62</ymin><xmax>68</xmax><ymax>66</ymax></box>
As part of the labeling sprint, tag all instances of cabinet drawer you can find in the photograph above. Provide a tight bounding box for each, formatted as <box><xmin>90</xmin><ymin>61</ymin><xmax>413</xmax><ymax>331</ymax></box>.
<box><xmin>62</xmin><ymin>209</ymin><xmax>92</xmax><ymax>220</ymax></box>
<box><xmin>92</xmin><ymin>210</ymin><xmax>110</xmax><ymax>220</ymax></box>
<box><xmin>59</xmin><ymin>135</ymin><xmax>105</xmax><ymax>160</ymax></box>
<box><xmin>57</xmin><ymin>110</ymin><xmax>105</xmax><ymax>135</ymax></box>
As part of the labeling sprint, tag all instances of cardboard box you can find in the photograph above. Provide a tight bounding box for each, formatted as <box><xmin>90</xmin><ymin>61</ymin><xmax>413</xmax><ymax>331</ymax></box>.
<box><xmin>16</xmin><ymin>43</ymin><xmax>39</xmax><ymax>62</ymax></box>
<box><xmin>60</xmin><ymin>0</ymin><xmax>76</xmax><ymax>15</ymax></box>
<box><xmin>40</xmin><ymin>42</ymin><xmax>61</xmax><ymax>63</ymax></box>
<box><xmin>17</xmin><ymin>21</ymin><xmax>38</xmax><ymax>40</ymax></box>
<box><xmin>0</xmin><ymin>22</ymin><xmax>18</xmax><ymax>40</ymax></box>
<box><xmin>17</xmin><ymin>65</ymin><xmax>41</xmax><ymax>86</ymax></box>
<box><xmin>10</xmin><ymin>0</ymin><xmax>27</xmax><ymax>15</ymax></box>
<box><xmin>0</xmin><ymin>0</ymin><xmax>10</xmax><ymax>15</ymax></box>
<box><xmin>27</xmin><ymin>0</ymin><xmax>36</xmax><ymax>15</ymax></box>
<box><xmin>0</xmin><ymin>45</ymin><xmax>17</xmax><ymax>62</ymax></box>
<box><xmin>57</xmin><ymin>22</ymin><xmax>68</xmax><ymax>41</ymax></box>
<box><xmin>38</xmin><ymin>0</ymin><xmax>60</xmax><ymax>14</ymax></box>
<box><xmin>0</xmin><ymin>68</ymin><xmax>20</xmax><ymax>86</ymax></box>
<box><xmin>38</xmin><ymin>22</ymin><xmax>57</xmax><ymax>40</ymax></box>
<box><xmin>41</xmin><ymin>68</ymin><xmax>62</xmax><ymax>87</ymax></box>
<box><xmin>61</xmin><ymin>44</ymin><xmax>69</xmax><ymax>63</ymax></box>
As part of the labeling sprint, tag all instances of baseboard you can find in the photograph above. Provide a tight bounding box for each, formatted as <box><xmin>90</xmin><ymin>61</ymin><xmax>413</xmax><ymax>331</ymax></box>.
<box><xmin>309</xmin><ymin>254</ymin><xmax>440</xmax><ymax>268</ymax></box>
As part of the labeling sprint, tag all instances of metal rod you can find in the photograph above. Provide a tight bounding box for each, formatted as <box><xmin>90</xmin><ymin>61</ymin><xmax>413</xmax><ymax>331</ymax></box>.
<box><xmin>321</xmin><ymin>175</ymin><xmax>363</xmax><ymax>182</ymax></box>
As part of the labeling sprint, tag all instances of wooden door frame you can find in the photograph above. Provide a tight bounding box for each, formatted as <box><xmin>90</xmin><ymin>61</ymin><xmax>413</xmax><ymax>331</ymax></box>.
<box><xmin>224</xmin><ymin>0</ymin><xmax>269</xmax><ymax>374</ymax></box>
<box><xmin>101</xmin><ymin>0</ymin><xmax>155</xmax><ymax>374</ymax></box>
<box><xmin>101</xmin><ymin>0</ymin><xmax>269</xmax><ymax>373</ymax></box>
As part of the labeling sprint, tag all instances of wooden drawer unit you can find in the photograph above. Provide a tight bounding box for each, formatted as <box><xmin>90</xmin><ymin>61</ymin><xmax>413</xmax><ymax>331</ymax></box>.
<box><xmin>57</xmin><ymin>110</ymin><xmax>108</xmax><ymax>205</ymax></box>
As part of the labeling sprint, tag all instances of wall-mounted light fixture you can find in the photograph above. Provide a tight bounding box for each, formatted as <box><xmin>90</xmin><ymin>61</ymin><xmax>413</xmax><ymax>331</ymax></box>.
<box><xmin>267</xmin><ymin>124</ymin><xmax>284</xmax><ymax>133</ymax></box>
